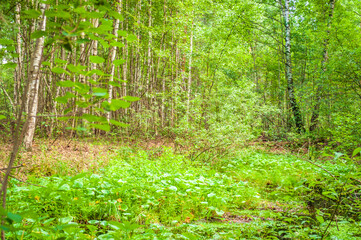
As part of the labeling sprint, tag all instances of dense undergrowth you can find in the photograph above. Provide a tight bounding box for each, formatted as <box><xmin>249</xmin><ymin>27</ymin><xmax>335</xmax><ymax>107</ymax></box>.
<box><xmin>2</xmin><ymin>142</ymin><xmax>361</xmax><ymax>239</ymax></box>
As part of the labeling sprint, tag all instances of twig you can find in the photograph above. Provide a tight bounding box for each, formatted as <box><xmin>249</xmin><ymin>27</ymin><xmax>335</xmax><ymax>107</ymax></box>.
<box><xmin>321</xmin><ymin>179</ymin><xmax>348</xmax><ymax>239</ymax></box>
<box><xmin>0</xmin><ymin>164</ymin><xmax>25</xmax><ymax>171</ymax></box>
<box><xmin>3</xmin><ymin>173</ymin><xmax>44</xmax><ymax>188</ymax></box>
<box><xmin>303</xmin><ymin>158</ymin><xmax>338</xmax><ymax>180</ymax></box>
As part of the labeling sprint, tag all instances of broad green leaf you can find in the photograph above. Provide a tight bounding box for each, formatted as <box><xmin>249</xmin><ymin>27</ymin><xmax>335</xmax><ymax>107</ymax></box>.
<box><xmin>56</xmin><ymin>80</ymin><xmax>75</xmax><ymax>87</ymax></box>
<box><xmin>109</xmin><ymin>82</ymin><xmax>122</xmax><ymax>87</ymax></box>
<box><xmin>58</xmin><ymin>216</ymin><xmax>73</xmax><ymax>224</ymax></box>
<box><xmin>92</xmin><ymin>87</ymin><xmax>108</xmax><ymax>97</ymax></box>
<box><xmin>109</xmin><ymin>119</ymin><xmax>129</xmax><ymax>128</ymax></box>
<box><xmin>123</xmin><ymin>96</ymin><xmax>140</xmax><ymax>102</ymax></box>
<box><xmin>45</xmin><ymin>10</ymin><xmax>71</xmax><ymax>19</ymax></box>
<box><xmin>76</xmin><ymin>38</ymin><xmax>91</xmax><ymax>44</ymax></box>
<box><xmin>127</xmin><ymin>34</ymin><xmax>137</xmax><ymax>42</ymax></box>
<box><xmin>99</xmin><ymin>39</ymin><xmax>110</xmax><ymax>49</ymax></box>
<box><xmin>74</xmin><ymin>82</ymin><xmax>90</xmax><ymax>93</ymax></box>
<box><xmin>42</xmin><ymin>61</ymin><xmax>51</xmax><ymax>66</ymax></box>
<box><xmin>91</xmin><ymin>123</ymin><xmax>110</xmax><ymax>132</ymax></box>
<box><xmin>352</xmin><ymin>148</ymin><xmax>361</xmax><ymax>157</ymax></box>
<box><xmin>55</xmin><ymin>96</ymin><xmax>68</xmax><ymax>104</ymax></box>
<box><xmin>55</xmin><ymin>92</ymin><xmax>76</xmax><ymax>104</ymax></box>
<box><xmin>7</xmin><ymin>212</ymin><xmax>22</xmax><ymax>223</ymax></box>
<box><xmin>108</xmin><ymin>99</ymin><xmax>131</xmax><ymax>111</ymax></box>
<box><xmin>117</xmin><ymin>30</ymin><xmax>127</xmax><ymax>37</ymax></box>
<box><xmin>108</xmin><ymin>11</ymin><xmax>124</xmax><ymax>21</ymax></box>
<box><xmin>316</xmin><ymin>216</ymin><xmax>324</xmax><ymax>224</ymax></box>
<box><xmin>82</xmin><ymin>114</ymin><xmax>106</xmax><ymax>122</ymax></box>
<box><xmin>31</xmin><ymin>31</ymin><xmax>47</xmax><ymax>39</ymax></box>
<box><xmin>67</xmin><ymin>64</ymin><xmax>79</xmax><ymax>73</ymax></box>
<box><xmin>113</xmin><ymin>59</ymin><xmax>125</xmax><ymax>66</ymax></box>
<box><xmin>110</xmin><ymin>41</ymin><xmax>124</xmax><ymax>48</ymax></box>
<box><xmin>89</xmin><ymin>56</ymin><xmax>105</xmax><ymax>64</ymax></box>
<box><xmin>76</xmin><ymin>101</ymin><xmax>91</xmax><ymax>108</ymax></box>
<box><xmin>0</xmin><ymin>115</ymin><xmax>6</xmax><ymax>120</ymax></box>
<box><xmin>87</xmin><ymin>69</ymin><xmax>105</xmax><ymax>76</ymax></box>
<box><xmin>51</xmin><ymin>67</ymin><xmax>68</xmax><ymax>75</ymax></box>
<box><xmin>23</xmin><ymin>9</ymin><xmax>41</xmax><ymax>19</ymax></box>
<box><xmin>2</xmin><ymin>63</ymin><xmax>17</xmax><ymax>69</ymax></box>
<box><xmin>0</xmin><ymin>39</ymin><xmax>13</xmax><ymax>45</ymax></box>
<box><xmin>54</xmin><ymin>58</ymin><xmax>67</xmax><ymax>64</ymax></box>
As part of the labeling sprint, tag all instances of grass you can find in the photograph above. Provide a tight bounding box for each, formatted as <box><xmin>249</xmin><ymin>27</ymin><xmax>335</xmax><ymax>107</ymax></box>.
<box><xmin>2</xmin><ymin>139</ymin><xmax>361</xmax><ymax>239</ymax></box>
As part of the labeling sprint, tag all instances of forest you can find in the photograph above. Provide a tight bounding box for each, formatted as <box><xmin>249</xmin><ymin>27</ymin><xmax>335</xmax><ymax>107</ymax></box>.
<box><xmin>0</xmin><ymin>0</ymin><xmax>360</xmax><ymax>239</ymax></box>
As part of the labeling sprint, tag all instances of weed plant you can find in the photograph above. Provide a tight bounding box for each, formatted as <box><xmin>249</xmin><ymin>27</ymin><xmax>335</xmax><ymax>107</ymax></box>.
<box><xmin>2</xmin><ymin>146</ymin><xmax>360</xmax><ymax>239</ymax></box>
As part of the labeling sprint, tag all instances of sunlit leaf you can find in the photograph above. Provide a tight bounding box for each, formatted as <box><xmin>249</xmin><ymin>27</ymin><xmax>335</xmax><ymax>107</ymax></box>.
<box><xmin>89</xmin><ymin>56</ymin><xmax>105</xmax><ymax>64</ymax></box>
<box><xmin>123</xmin><ymin>96</ymin><xmax>140</xmax><ymax>102</ymax></box>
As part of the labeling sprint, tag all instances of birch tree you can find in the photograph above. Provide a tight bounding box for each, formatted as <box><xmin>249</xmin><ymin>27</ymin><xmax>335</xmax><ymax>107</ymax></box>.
<box><xmin>23</xmin><ymin>3</ymin><xmax>47</xmax><ymax>150</ymax></box>
<box><xmin>280</xmin><ymin>0</ymin><xmax>304</xmax><ymax>133</ymax></box>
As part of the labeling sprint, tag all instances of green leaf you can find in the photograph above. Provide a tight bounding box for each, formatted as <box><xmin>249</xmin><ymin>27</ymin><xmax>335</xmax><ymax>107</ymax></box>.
<box><xmin>109</xmin><ymin>82</ymin><xmax>122</xmax><ymax>87</ymax></box>
<box><xmin>58</xmin><ymin>216</ymin><xmax>73</xmax><ymax>224</ymax></box>
<box><xmin>55</xmin><ymin>97</ymin><xmax>68</xmax><ymax>104</ymax></box>
<box><xmin>99</xmin><ymin>39</ymin><xmax>110</xmax><ymax>49</ymax></box>
<box><xmin>110</xmin><ymin>41</ymin><xmax>125</xmax><ymax>48</ymax></box>
<box><xmin>0</xmin><ymin>39</ymin><xmax>13</xmax><ymax>45</ymax></box>
<box><xmin>56</xmin><ymin>80</ymin><xmax>75</xmax><ymax>87</ymax></box>
<box><xmin>51</xmin><ymin>67</ymin><xmax>68</xmax><ymax>75</ymax></box>
<box><xmin>117</xmin><ymin>30</ymin><xmax>127</xmax><ymax>37</ymax></box>
<box><xmin>108</xmin><ymin>99</ymin><xmax>131</xmax><ymax>111</ymax></box>
<box><xmin>92</xmin><ymin>87</ymin><xmax>108</xmax><ymax>97</ymax></box>
<box><xmin>127</xmin><ymin>34</ymin><xmax>137</xmax><ymax>42</ymax></box>
<box><xmin>23</xmin><ymin>9</ymin><xmax>41</xmax><ymax>19</ymax></box>
<box><xmin>76</xmin><ymin>101</ymin><xmax>90</xmax><ymax>108</ymax></box>
<box><xmin>89</xmin><ymin>56</ymin><xmax>105</xmax><ymax>64</ymax></box>
<box><xmin>0</xmin><ymin>115</ymin><xmax>6</xmax><ymax>120</ymax></box>
<box><xmin>113</xmin><ymin>59</ymin><xmax>125</xmax><ymax>66</ymax></box>
<box><xmin>55</xmin><ymin>92</ymin><xmax>76</xmax><ymax>104</ymax></box>
<box><xmin>123</xmin><ymin>96</ymin><xmax>140</xmax><ymax>102</ymax></box>
<box><xmin>45</xmin><ymin>10</ymin><xmax>71</xmax><ymax>19</ymax></box>
<box><xmin>31</xmin><ymin>31</ymin><xmax>47</xmax><ymax>39</ymax></box>
<box><xmin>67</xmin><ymin>64</ymin><xmax>79</xmax><ymax>73</ymax></box>
<box><xmin>316</xmin><ymin>215</ymin><xmax>324</xmax><ymax>224</ymax></box>
<box><xmin>109</xmin><ymin>119</ymin><xmax>129</xmax><ymax>128</ymax></box>
<box><xmin>82</xmin><ymin>114</ymin><xmax>106</xmax><ymax>123</ymax></box>
<box><xmin>108</xmin><ymin>11</ymin><xmax>124</xmax><ymax>21</ymax></box>
<box><xmin>91</xmin><ymin>123</ymin><xmax>110</xmax><ymax>132</ymax></box>
<box><xmin>2</xmin><ymin>63</ymin><xmax>17</xmax><ymax>69</ymax></box>
<box><xmin>42</xmin><ymin>61</ymin><xmax>51</xmax><ymax>66</ymax></box>
<box><xmin>87</xmin><ymin>69</ymin><xmax>105</xmax><ymax>77</ymax></box>
<box><xmin>352</xmin><ymin>148</ymin><xmax>361</xmax><ymax>157</ymax></box>
<box><xmin>7</xmin><ymin>212</ymin><xmax>22</xmax><ymax>223</ymax></box>
<box><xmin>54</xmin><ymin>58</ymin><xmax>67</xmax><ymax>64</ymax></box>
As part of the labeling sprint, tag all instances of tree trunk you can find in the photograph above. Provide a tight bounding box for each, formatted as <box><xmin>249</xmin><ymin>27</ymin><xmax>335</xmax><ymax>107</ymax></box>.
<box><xmin>24</xmin><ymin>3</ymin><xmax>47</xmax><ymax>150</ymax></box>
<box><xmin>281</xmin><ymin>0</ymin><xmax>304</xmax><ymax>133</ymax></box>
<box><xmin>14</xmin><ymin>3</ymin><xmax>22</xmax><ymax>114</ymax></box>
<box><xmin>187</xmin><ymin>20</ymin><xmax>194</xmax><ymax>125</ymax></box>
<box><xmin>106</xmin><ymin>0</ymin><xmax>121</xmax><ymax>123</ymax></box>
<box><xmin>309</xmin><ymin>0</ymin><xmax>336</xmax><ymax>132</ymax></box>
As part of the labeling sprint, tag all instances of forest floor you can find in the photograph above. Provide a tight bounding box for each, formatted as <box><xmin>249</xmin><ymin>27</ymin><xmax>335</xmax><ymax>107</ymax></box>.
<box><xmin>1</xmin><ymin>138</ymin><xmax>360</xmax><ymax>239</ymax></box>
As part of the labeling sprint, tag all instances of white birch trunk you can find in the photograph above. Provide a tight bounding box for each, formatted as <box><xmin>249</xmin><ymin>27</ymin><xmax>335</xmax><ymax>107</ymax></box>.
<box><xmin>106</xmin><ymin>0</ymin><xmax>121</xmax><ymax>122</ymax></box>
<box><xmin>187</xmin><ymin>21</ymin><xmax>194</xmax><ymax>124</ymax></box>
<box><xmin>15</xmin><ymin>3</ymin><xmax>22</xmax><ymax>110</ymax></box>
<box><xmin>24</xmin><ymin>3</ymin><xmax>47</xmax><ymax>150</ymax></box>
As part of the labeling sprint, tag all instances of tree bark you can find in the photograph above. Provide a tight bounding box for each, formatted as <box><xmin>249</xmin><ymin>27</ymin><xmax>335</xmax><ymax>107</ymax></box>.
<box><xmin>309</xmin><ymin>0</ymin><xmax>336</xmax><ymax>132</ymax></box>
<box><xmin>23</xmin><ymin>3</ymin><xmax>47</xmax><ymax>150</ymax></box>
<box><xmin>106</xmin><ymin>0</ymin><xmax>121</xmax><ymax>122</ymax></box>
<box><xmin>281</xmin><ymin>0</ymin><xmax>304</xmax><ymax>133</ymax></box>
<box><xmin>187</xmin><ymin>20</ymin><xmax>194</xmax><ymax>125</ymax></box>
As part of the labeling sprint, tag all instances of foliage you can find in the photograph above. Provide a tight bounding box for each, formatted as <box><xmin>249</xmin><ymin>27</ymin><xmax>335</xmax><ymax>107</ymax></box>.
<box><xmin>2</xmin><ymin>146</ymin><xmax>360</xmax><ymax>239</ymax></box>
